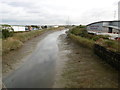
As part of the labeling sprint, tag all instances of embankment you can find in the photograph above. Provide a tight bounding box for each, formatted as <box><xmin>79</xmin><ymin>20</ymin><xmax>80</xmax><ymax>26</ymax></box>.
<box><xmin>68</xmin><ymin>33</ymin><xmax>120</xmax><ymax>70</ymax></box>
<box><xmin>68</xmin><ymin>34</ymin><xmax>94</xmax><ymax>49</ymax></box>
<box><xmin>2</xmin><ymin>27</ymin><xmax>65</xmax><ymax>54</ymax></box>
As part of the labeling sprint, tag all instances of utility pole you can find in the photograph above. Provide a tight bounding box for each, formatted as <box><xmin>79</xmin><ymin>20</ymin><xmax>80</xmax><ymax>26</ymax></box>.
<box><xmin>66</xmin><ymin>16</ymin><xmax>69</xmax><ymax>25</ymax></box>
<box><xmin>66</xmin><ymin>16</ymin><xmax>71</xmax><ymax>27</ymax></box>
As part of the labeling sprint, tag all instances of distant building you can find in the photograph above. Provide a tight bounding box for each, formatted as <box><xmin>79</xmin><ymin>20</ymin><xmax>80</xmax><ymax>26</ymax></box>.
<box><xmin>87</xmin><ymin>20</ymin><xmax>120</xmax><ymax>34</ymax></box>
<box><xmin>12</xmin><ymin>25</ymin><xmax>25</xmax><ymax>31</ymax></box>
<box><xmin>53</xmin><ymin>25</ymin><xmax>59</xmax><ymax>28</ymax></box>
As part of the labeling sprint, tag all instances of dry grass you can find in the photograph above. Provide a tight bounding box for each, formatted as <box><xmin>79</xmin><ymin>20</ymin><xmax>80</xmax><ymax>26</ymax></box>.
<box><xmin>13</xmin><ymin>30</ymin><xmax>45</xmax><ymax>42</ymax></box>
<box><xmin>2</xmin><ymin>37</ymin><xmax>23</xmax><ymax>54</ymax></box>
<box><xmin>68</xmin><ymin>34</ymin><xmax>94</xmax><ymax>49</ymax></box>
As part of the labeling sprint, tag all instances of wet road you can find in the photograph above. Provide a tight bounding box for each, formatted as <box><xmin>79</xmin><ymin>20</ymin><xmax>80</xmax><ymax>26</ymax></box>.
<box><xmin>3</xmin><ymin>30</ymin><xmax>67</xmax><ymax>88</ymax></box>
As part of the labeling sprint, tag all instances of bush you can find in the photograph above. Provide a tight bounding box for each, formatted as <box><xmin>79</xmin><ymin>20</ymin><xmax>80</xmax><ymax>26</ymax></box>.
<box><xmin>92</xmin><ymin>36</ymin><xmax>100</xmax><ymax>41</ymax></box>
<box><xmin>2</xmin><ymin>24</ymin><xmax>14</xmax><ymax>38</ymax></box>
<box><xmin>69</xmin><ymin>25</ymin><xmax>87</xmax><ymax>37</ymax></box>
<box><xmin>70</xmin><ymin>28</ymin><xmax>81</xmax><ymax>35</ymax></box>
<box><xmin>97</xmin><ymin>35</ymin><xmax>110</xmax><ymax>39</ymax></box>
<box><xmin>2</xmin><ymin>29</ymin><xmax>13</xmax><ymax>38</ymax></box>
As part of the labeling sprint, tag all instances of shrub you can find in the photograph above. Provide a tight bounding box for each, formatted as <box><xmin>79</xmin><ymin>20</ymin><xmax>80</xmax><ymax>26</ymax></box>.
<box><xmin>2</xmin><ymin>24</ymin><xmax>14</xmax><ymax>38</ymax></box>
<box><xmin>97</xmin><ymin>35</ymin><xmax>110</xmax><ymax>39</ymax></box>
<box><xmin>2</xmin><ymin>29</ymin><xmax>14</xmax><ymax>38</ymax></box>
<box><xmin>70</xmin><ymin>28</ymin><xmax>81</xmax><ymax>35</ymax></box>
<box><xmin>69</xmin><ymin>26</ymin><xmax>87</xmax><ymax>37</ymax></box>
<box><xmin>92</xmin><ymin>36</ymin><xmax>100</xmax><ymax>41</ymax></box>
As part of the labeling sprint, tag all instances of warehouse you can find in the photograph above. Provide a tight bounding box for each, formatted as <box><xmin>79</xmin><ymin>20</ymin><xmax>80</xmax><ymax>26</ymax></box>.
<box><xmin>87</xmin><ymin>20</ymin><xmax>120</xmax><ymax>34</ymax></box>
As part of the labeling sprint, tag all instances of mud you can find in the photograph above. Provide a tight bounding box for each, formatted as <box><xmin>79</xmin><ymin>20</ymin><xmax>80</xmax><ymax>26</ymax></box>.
<box><xmin>55</xmin><ymin>34</ymin><xmax>118</xmax><ymax>88</ymax></box>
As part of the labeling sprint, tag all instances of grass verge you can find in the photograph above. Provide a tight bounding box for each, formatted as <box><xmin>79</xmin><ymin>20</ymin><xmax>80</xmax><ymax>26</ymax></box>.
<box><xmin>68</xmin><ymin>34</ymin><xmax>94</xmax><ymax>49</ymax></box>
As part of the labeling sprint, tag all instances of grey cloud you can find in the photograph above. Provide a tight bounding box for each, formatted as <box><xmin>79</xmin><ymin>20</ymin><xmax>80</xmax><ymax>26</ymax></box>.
<box><xmin>1</xmin><ymin>0</ymin><xmax>119</xmax><ymax>25</ymax></box>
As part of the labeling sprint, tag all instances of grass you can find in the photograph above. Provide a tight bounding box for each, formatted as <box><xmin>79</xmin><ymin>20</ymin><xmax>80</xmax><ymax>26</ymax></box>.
<box><xmin>101</xmin><ymin>40</ymin><xmax>120</xmax><ymax>52</ymax></box>
<box><xmin>2</xmin><ymin>37</ymin><xmax>23</xmax><ymax>54</ymax></box>
<box><xmin>68</xmin><ymin>34</ymin><xmax>94</xmax><ymax>49</ymax></box>
<box><xmin>13</xmin><ymin>30</ymin><xmax>45</xmax><ymax>42</ymax></box>
<box><xmin>2</xmin><ymin>27</ymin><xmax>65</xmax><ymax>54</ymax></box>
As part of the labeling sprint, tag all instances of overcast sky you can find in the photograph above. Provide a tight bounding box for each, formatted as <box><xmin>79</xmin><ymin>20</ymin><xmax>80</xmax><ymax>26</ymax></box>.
<box><xmin>0</xmin><ymin>0</ymin><xmax>119</xmax><ymax>25</ymax></box>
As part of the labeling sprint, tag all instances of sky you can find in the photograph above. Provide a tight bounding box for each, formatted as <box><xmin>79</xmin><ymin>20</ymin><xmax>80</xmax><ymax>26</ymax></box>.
<box><xmin>0</xmin><ymin>0</ymin><xmax>119</xmax><ymax>25</ymax></box>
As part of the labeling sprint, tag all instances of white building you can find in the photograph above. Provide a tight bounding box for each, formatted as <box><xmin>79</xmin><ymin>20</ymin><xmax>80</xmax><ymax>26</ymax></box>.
<box><xmin>12</xmin><ymin>25</ymin><xmax>25</xmax><ymax>32</ymax></box>
<box><xmin>53</xmin><ymin>25</ymin><xmax>59</xmax><ymax>28</ymax></box>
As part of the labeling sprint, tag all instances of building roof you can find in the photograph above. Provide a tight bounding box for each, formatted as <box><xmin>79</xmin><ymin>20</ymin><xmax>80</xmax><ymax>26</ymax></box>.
<box><xmin>87</xmin><ymin>20</ymin><xmax>120</xmax><ymax>26</ymax></box>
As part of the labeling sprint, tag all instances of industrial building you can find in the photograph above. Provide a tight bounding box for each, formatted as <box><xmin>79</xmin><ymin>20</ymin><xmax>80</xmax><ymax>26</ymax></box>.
<box><xmin>87</xmin><ymin>20</ymin><xmax>120</xmax><ymax>34</ymax></box>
